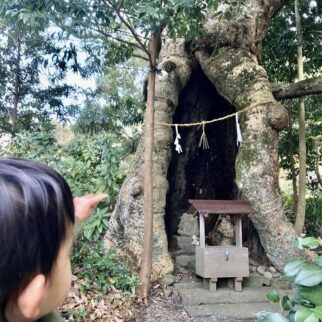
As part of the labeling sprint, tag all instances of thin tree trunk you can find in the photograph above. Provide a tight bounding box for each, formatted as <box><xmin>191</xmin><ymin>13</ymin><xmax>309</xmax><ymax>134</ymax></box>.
<box><xmin>12</xmin><ymin>34</ymin><xmax>21</xmax><ymax>136</ymax></box>
<box><xmin>287</xmin><ymin>104</ymin><xmax>298</xmax><ymax>218</ymax></box>
<box><xmin>314</xmin><ymin>139</ymin><xmax>322</xmax><ymax>188</ymax></box>
<box><xmin>138</xmin><ymin>33</ymin><xmax>159</xmax><ymax>302</ymax></box>
<box><xmin>294</xmin><ymin>0</ymin><xmax>306</xmax><ymax>236</ymax></box>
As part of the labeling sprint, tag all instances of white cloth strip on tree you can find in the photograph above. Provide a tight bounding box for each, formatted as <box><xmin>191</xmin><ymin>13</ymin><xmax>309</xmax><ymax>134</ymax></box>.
<box><xmin>235</xmin><ymin>114</ymin><xmax>242</xmax><ymax>146</ymax></box>
<box><xmin>174</xmin><ymin>125</ymin><xmax>183</xmax><ymax>153</ymax></box>
<box><xmin>165</xmin><ymin>100</ymin><xmax>275</xmax><ymax>153</ymax></box>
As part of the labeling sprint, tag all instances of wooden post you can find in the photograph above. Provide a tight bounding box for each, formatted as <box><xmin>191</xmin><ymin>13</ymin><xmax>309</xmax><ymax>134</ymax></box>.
<box><xmin>210</xmin><ymin>278</ymin><xmax>217</xmax><ymax>292</ymax></box>
<box><xmin>235</xmin><ymin>277</ymin><xmax>243</xmax><ymax>292</ymax></box>
<box><xmin>235</xmin><ymin>214</ymin><xmax>242</xmax><ymax>247</ymax></box>
<box><xmin>199</xmin><ymin>213</ymin><xmax>206</xmax><ymax>248</ymax></box>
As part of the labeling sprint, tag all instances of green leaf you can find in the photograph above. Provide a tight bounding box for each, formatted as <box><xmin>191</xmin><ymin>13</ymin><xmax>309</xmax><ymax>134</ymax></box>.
<box><xmin>295</xmin><ymin>308</ymin><xmax>313</xmax><ymax>322</ymax></box>
<box><xmin>296</xmin><ymin>237</ymin><xmax>321</xmax><ymax>250</ymax></box>
<box><xmin>256</xmin><ymin>312</ymin><xmax>290</xmax><ymax>322</ymax></box>
<box><xmin>314</xmin><ymin>256</ymin><xmax>322</xmax><ymax>267</ymax></box>
<box><xmin>295</xmin><ymin>264</ymin><xmax>322</xmax><ymax>286</ymax></box>
<box><xmin>298</xmin><ymin>284</ymin><xmax>322</xmax><ymax>305</ymax></box>
<box><xmin>285</xmin><ymin>259</ymin><xmax>308</xmax><ymax>277</ymax></box>
<box><xmin>304</xmin><ymin>313</ymin><xmax>319</xmax><ymax>322</ymax></box>
<box><xmin>312</xmin><ymin>306</ymin><xmax>322</xmax><ymax>319</ymax></box>
<box><xmin>267</xmin><ymin>290</ymin><xmax>280</xmax><ymax>303</ymax></box>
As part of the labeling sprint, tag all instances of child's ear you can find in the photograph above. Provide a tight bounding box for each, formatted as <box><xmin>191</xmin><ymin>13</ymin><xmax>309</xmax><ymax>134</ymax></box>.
<box><xmin>17</xmin><ymin>274</ymin><xmax>46</xmax><ymax>319</ymax></box>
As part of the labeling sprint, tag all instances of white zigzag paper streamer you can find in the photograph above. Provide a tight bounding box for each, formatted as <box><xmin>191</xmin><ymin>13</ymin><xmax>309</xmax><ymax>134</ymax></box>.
<box><xmin>235</xmin><ymin>114</ymin><xmax>242</xmax><ymax>146</ymax></box>
<box><xmin>174</xmin><ymin>125</ymin><xmax>183</xmax><ymax>153</ymax></box>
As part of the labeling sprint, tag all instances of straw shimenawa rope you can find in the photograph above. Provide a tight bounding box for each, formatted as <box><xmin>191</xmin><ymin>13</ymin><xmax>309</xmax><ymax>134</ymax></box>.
<box><xmin>155</xmin><ymin>100</ymin><xmax>273</xmax><ymax>127</ymax></box>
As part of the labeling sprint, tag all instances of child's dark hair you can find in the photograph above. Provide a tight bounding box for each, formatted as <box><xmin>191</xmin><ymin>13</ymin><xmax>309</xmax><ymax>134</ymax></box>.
<box><xmin>0</xmin><ymin>157</ymin><xmax>75</xmax><ymax>320</ymax></box>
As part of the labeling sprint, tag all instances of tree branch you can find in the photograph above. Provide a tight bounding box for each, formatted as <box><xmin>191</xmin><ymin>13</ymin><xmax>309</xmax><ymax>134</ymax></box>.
<box><xmin>80</xmin><ymin>23</ymin><xmax>142</xmax><ymax>49</ymax></box>
<box><xmin>272</xmin><ymin>77</ymin><xmax>322</xmax><ymax>100</ymax></box>
<box><xmin>95</xmin><ymin>24</ymin><xmax>147</xmax><ymax>41</ymax></box>
<box><xmin>132</xmin><ymin>53</ymin><xmax>149</xmax><ymax>61</ymax></box>
<box><xmin>104</xmin><ymin>0</ymin><xmax>151</xmax><ymax>65</ymax></box>
<box><xmin>132</xmin><ymin>49</ymin><xmax>149</xmax><ymax>61</ymax></box>
<box><xmin>0</xmin><ymin>123</ymin><xmax>14</xmax><ymax>135</ymax></box>
<box><xmin>269</xmin><ymin>0</ymin><xmax>289</xmax><ymax>17</ymax></box>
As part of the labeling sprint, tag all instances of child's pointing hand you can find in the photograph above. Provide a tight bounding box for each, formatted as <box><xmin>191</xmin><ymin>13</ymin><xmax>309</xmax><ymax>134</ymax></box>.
<box><xmin>73</xmin><ymin>193</ymin><xmax>108</xmax><ymax>222</ymax></box>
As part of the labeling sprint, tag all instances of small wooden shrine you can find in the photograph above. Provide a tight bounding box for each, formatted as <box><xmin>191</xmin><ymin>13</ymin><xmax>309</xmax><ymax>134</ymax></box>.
<box><xmin>189</xmin><ymin>199</ymin><xmax>256</xmax><ymax>292</ymax></box>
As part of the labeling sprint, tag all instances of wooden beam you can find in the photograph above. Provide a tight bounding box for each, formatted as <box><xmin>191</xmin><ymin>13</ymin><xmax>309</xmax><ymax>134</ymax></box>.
<box><xmin>272</xmin><ymin>77</ymin><xmax>322</xmax><ymax>100</ymax></box>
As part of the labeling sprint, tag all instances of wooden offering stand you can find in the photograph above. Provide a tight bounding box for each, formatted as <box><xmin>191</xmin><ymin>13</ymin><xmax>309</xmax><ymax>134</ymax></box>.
<box><xmin>189</xmin><ymin>199</ymin><xmax>256</xmax><ymax>292</ymax></box>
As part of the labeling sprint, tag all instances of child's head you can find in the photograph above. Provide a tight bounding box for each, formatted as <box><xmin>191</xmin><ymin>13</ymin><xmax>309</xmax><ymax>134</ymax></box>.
<box><xmin>0</xmin><ymin>157</ymin><xmax>75</xmax><ymax>322</ymax></box>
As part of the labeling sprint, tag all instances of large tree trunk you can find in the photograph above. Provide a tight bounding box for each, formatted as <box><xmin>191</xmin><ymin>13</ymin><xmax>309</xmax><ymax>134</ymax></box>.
<box><xmin>106</xmin><ymin>40</ymin><xmax>192</xmax><ymax>280</ymax></box>
<box><xmin>194</xmin><ymin>45</ymin><xmax>300</xmax><ymax>270</ymax></box>
<box><xmin>105</xmin><ymin>0</ymin><xmax>302</xmax><ymax>278</ymax></box>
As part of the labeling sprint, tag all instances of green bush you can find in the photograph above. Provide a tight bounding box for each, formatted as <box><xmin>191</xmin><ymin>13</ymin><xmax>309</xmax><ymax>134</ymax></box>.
<box><xmin>83</xmin><ymin>208</ymin><xmax>110</xmax><ymax>241</ymax></box>
<box><xmin>0</xmin><ymin>129</ymin><xmax>135</xmax><ymax>240</ymax></box>
<box><xmin>283</xmin><ymin>195</ymin><xmax>322</xmax><ymax>237</ymax></box>
<box><xmin>1</xmin><ymin>128</ymin><xmax>140</xmax><ymax>296</ymax></box>
<box><xmin>257</xmin><ymin>237</ymin><xmax>322</xmax><ymax>322</ymax></box>
<box><xmin>72</xmin><ymin>240</ymin><xmax>140</xmax><ymax>294</ymax></box>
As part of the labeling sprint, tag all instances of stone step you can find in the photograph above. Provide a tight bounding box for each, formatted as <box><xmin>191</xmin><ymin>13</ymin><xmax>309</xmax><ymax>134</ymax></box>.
<box><xmin>185</xmin><ymin>302</ymin><xmax>280</xmax><ymax>319</ymax></box>
<box><xmin>176</xmin><ymin>275</ymin><xmax>290</xmax><ymax>290</ymax></box>
<box><xmin>175</xmin><ymin>282</ymin><xmax>203</xmax><ymax>289</ymax></box>
<box><xmin>178</xmin><ymin>286</ymin><xmax>277</xmax><ymax>305</ymax></box>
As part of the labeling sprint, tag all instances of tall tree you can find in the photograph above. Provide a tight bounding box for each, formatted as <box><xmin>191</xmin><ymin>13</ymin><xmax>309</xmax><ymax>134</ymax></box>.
<box><xmin>2</xmin><ymin>0</ymin><xmax>219</xmax><ymax>301</ymax></box>
<box><xmin>107</xmin><ymin>0</ymin><xmax>322</xmax><ymax>279</ymax></box>
<box><xmin>97</xmin><ymin>0</ymin><xmax>217</xmax><ymax>301</ymax></box>
<box><xmin>264</xmin><ymin>0</ymin><xmax>322</xmax><ymax>222</ymax></box>
<box><xmin>8</xmin><ymin>0</ymin><xmax>322</xmax><ymax>284</ymax></box>
<box><xmin>0</xmin><ymin>14</ymin><xmax>81</xmax><ymax>135</ymax></box>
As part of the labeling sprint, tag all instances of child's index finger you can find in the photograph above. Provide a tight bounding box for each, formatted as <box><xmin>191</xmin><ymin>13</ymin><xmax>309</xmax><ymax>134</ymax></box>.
<box><xmin>89</xmin><ymin>193</ymin><xmax>108</xmax><ymax>206</ymax></box>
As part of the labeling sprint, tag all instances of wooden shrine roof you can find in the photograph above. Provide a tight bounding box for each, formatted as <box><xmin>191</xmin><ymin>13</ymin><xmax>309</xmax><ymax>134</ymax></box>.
<box><xmin>188</xmin><ymin>199</ymin><xmax>256</xmax><ymax>215</ymax></box>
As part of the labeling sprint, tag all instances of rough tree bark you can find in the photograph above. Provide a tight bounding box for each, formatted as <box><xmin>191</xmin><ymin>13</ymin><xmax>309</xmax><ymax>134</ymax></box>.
<box><xmin>272</xmin><ymin>77</ymin><xmax>322</xmax><ymax>100</ymax></box>
<box><xmin>105</xmin><ymin>0</ymin><xmax>303</xmax><ymax>277</ymax></box>
<box><xmin>106</xmin><ymin>40</ymin><xmax>192</xmax><ymax>280</ymax></box>
<box><xmin>194</xmin><ymin>43</ymin><xmax>300</xmax><ymax>269</ymax></box>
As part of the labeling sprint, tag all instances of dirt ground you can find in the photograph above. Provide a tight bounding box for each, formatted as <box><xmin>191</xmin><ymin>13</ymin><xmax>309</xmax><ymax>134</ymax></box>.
<box><xmin>60</xmin><ymin>265</ymin><xmax>257</xmax><ymax>322</ymax></box>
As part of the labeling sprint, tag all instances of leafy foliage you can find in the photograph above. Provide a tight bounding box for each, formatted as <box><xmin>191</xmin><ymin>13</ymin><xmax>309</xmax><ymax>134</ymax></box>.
<box><xmin>0</xmin><ymin>127</ymin><xmax>137</xmax><ymax>239</ymax></box>
<box><xmin>264</xmin><ymin>1</ymin><xmax>322</xmax><ymax>195</ymax></box>
<box><xmin>283</xmin><ymin>195</ymin><xmax>322</xmax><ymax>236</ymax></box>
<box><xmin>0</xmin><ymin>6</ymin><xmax>85</xmax><ymax>135</ymax></box>
<box><xmin>83</xmin><ymin>208</ymin><xmax>110</xmax><ymax>241</ymax></box>
<box><xmin>257</xmin><ymin>237</ymin><xmax>322</xmax><ymax>322</ymax></box>
<box><xmin>74</xmin><ymin>62</ymin><xmax>145</xmax><ymax>135</ymax></box>
<box><xmin>3</xmin><ymin>0</ymin><xmax>241</xmax><ymax>69</ymax></box>
<box><xmin>278</xmin><ymin>96</ymin><xmax>322</xmax><ymax>195</ymax></box>
<box><xmin>72</xmin><ymin>240</ymin><xmax>139</xmax><ymax>294</ymax></box>
<box><xmin>263</xmin><ymin>0</ymin><xmax>322</xmax><ymax>82</ymax></box>
<box><xmin>1</xmin><ymin>127</ymin><xmax>140</xmax><ymax>296</ymax></box>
